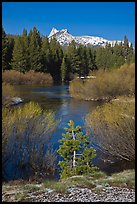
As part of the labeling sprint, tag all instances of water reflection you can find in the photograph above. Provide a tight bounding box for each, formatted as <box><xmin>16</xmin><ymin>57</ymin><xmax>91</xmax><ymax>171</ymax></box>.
<box><xmin>14</xmin><ymin>84</ymin><xmax>103</xmax><ymax>152</ymax></box>
<box><xmin>11</xmin><ymin>84</ymin><xmax>134</xmax><ymax>179</ymax></box>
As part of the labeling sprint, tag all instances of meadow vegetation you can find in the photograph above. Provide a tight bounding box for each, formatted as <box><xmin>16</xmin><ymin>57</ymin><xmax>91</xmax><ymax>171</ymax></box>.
<box><xmin>2</xmin><ymin>169</ymin><xmax>135</xmax><ymax>201</ymax></box>
<box><xmin>2</xmin><ymin>70</ymin><xmax>53</xmax><ymax>85</ymax></box>
<box><xmin>2</xmin><ymin>83</ymin><xmax>17</xmax><ymax>106</ymax></box>
<box><xmin>69</xmin><ymin>63</ymin><xmax>135</xmax><ymax>101</ymax></box>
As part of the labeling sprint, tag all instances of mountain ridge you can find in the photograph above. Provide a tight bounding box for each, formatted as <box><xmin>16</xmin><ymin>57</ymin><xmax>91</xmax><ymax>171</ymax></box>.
<box><xmin>48</xmin><ymin>27</ymin><xmax>130</xmax><ymax>47</ymax></box>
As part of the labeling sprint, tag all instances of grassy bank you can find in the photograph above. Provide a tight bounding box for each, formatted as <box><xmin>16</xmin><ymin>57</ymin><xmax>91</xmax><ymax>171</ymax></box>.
<box><xmin>2</xmin><ymin>169</ymin><xmax>135</xmax><ymax>202</ymax></box>
<box><xmin>69</xmin><ymin>63</ymin><xmax>135</xmax><ymax>101</ymax></box>
<box><xmin>2</xmin><ymin>70</ymin><xmax>53</xmax><ymax>85</ymax></box>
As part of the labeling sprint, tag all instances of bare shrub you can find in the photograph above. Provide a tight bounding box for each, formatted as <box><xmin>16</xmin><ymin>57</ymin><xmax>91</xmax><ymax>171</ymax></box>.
<box><xmin>2</xmin><ymin>102</ymin><xmax>57</xmax><ymax>180</ymax></box>
<box><xmin>2</xmin><ymin>83</ymin><xmax>17</xmax><ymax>106</ymax></box>
<box><xmin>69</xmin><ymin>79</ymin><xmax>85</xmax><ymax>99</ymax></box>
<box><xmin>2</xmin><ymin>70</ymin><xmax>53</xmax><ymax>85</ymax></box>
<box><xmin>69</xmin><ymin>63</ymin><xmax>135</xmax><ymax>100</ymax></box>
<box><xmin>86</xmin><ymin>96</ymin><xmax>135</xmax><ymax>161</ymax></box>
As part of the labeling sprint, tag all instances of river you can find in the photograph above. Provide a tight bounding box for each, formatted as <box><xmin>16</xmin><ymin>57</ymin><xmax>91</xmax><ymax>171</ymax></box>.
<box><xmin>5</xmin><ymin>84</ymin><xmax>134</xmax><ymax>180</ymax></box>
<box><xmin>14</xmin><ymin>84</ymin><xmax>103</xmax><ymax>147</ymax></box>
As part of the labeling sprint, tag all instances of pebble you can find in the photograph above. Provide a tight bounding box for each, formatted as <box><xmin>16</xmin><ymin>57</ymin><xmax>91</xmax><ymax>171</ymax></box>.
<box><xmin>26</xmin><ymin>186</ymin><xmax>135</xmax><ymax>202</ymax></box>
<box><xmin>2</xmin><ymin>186</ymin><xmax>135</xmax><ymax>202</ymax></box>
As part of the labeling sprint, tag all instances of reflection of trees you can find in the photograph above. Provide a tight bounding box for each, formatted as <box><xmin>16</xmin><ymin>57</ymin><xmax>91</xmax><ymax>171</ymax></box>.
<box><xmin>14</xmin><ymin>85</ymin><xmax>64</xmax><ymax>112</ymax></box>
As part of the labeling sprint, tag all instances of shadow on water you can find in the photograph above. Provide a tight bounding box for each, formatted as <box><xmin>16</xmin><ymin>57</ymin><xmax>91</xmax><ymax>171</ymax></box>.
<box><xmin>4</xmin><ymin>84</ymin><xmax>134</xmax><ymax>181</ymax></box>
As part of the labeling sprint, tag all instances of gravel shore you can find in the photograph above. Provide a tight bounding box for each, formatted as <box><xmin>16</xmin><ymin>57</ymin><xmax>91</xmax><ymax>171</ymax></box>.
<box><xmin>15</xmin><ymin>186</ymin><xmax>135</xmax><ymax>202</ymax></box>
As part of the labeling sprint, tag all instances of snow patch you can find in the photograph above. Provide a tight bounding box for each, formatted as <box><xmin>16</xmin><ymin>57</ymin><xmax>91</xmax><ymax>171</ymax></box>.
<box><xmin>48</xmin><ymin>27</ymin><xmax>59</xmax><ymax>38</ymax></box>
<box><xmin>48</xmin><ymin>27</ymin><xmax>127</xmax><ymax>47</ymax></box>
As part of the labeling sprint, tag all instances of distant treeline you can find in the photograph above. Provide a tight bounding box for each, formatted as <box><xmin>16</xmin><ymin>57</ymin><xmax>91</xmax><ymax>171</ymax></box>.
<box><xmin>2</xmin><ymin>26</ymin><xmax>135</xmax><ymax>82</ymax></box>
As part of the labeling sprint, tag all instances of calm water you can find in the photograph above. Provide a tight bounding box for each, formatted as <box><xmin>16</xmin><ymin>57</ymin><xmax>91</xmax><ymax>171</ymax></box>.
<box><xmin>6</xmin><ymin>84</ymin><xmax>134</xmax><ymax>180</ymax></box>
<box><xmin>14</xmin><ymin>84</ymin><xmax>103</xmax><ymax>148</ymax></box>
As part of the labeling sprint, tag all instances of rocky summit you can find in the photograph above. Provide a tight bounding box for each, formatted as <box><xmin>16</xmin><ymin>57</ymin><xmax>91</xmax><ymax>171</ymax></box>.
<box><xmin>48</xmin><ymin>27</ymin><xmax>128</xmax><ymax>47</ymax></box>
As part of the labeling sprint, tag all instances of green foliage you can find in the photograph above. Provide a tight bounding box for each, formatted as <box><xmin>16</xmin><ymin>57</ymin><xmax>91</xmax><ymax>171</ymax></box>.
<box><xmin>57</xmin><ymin>120</ymin><xmax>97</xmax><ymax>179</ymax></box>
<box><xmin>61</xmin><ymin>56</ymin><xmax>67</xmax><ymax>82</ymax></box>
<box><xmin>44</xmin><ymin>179</ymin><xmax>69</xmax><ymax>193</ymax></box>
<box><xmin>95</xmin><ymin>38</ymin><xmax>135</xmax><ymax>70</ymax></box>
<box><xmin>41</xmin><ymin>37</ymin><xmax>50</xmax><ymax>72</ymax></box>
<box><xmin>2</xmin><ymin>25</ymin><xmax>134</xmax><ymax>82</ymax></box>
<box><xmin>47</xmin><ymin>37</ymin><xmax>63</xmax><ymax>81</ymax></box>
<box><xmin>96</xmin><ymin>169</ymin><xmax>135</xmax><ymax>189</ymax></box>
<box><xmin>2</xmin><ymin>27</ymin><xmax>14</xmax><ymax>70</ymax></box>
<box><xmin>12</xmin><ymin>35</ymin><xmax>29</xmax><ymax>72</ymax></box>
<box><xmin>28</xmin><ymin>26</ymin><xmax>43</xmax><ymax>72</ymax></box>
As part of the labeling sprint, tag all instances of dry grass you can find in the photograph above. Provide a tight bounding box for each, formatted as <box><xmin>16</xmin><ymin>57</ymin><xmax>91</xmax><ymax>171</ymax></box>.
<box><xmin>2</xmin><ymin>70</ymin><xmax>53</xmax><ymax>85</ymax></box>
<box><xmin>2</xmin><ymin>83</ymin><xmax>17</xmax><ymax>106</ymax></box>
<box><xmin>69</xmin><ymin>63</ymin><xmax>135</xmax><ymax>100</ymax></box>
<box><xmin>97</xmin><ymin>169</ymin><xmax>135</xmax><ymax>189</ymax></box>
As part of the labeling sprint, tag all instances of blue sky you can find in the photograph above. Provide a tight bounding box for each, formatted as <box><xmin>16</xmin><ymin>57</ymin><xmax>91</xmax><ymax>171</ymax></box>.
<box><xmin>2</xmin><ymin>2</ymin><xmax>135</xmax><ymax>45</ymax></box>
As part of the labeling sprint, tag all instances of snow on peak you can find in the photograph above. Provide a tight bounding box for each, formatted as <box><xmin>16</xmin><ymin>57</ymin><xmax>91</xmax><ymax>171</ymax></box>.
<box><xmin>48</xmin><ymin>27</ymin><xmax>59</xmax><ymax>38</ymax></box>
<box><xmin>60</xmin><ymin>29</ymin><xmax>68</xmax><ymax>33</ymax></box>
<box><xmin>48</xmin><ymin>28</ymin><xmax>125</xmax><ymax>47</ymax></box>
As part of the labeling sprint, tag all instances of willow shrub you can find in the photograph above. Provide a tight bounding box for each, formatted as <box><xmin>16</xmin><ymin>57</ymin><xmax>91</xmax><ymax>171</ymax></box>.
<box><xmin>2</xmin><ymin>70</ymin><xmax>53</xmax><ymax>85</ymax></box>
<box><xmin>2</xmin><ymin>83</ymin><xmax>17</xmax><ymax>106</ymax></box>
<box><xmin>69</xmin><ymin>63</ymin><xmax>135</xmax><ymax>100</ymax></box>
<box><xmin>2</xmin><ymin>102</ymin><xmax>57</xmax><ymax>180</ymax></box>
<box><xmin>86</xmin><ymin>95</ymin><xmax>135</xmax><ymax>161</ymax></box>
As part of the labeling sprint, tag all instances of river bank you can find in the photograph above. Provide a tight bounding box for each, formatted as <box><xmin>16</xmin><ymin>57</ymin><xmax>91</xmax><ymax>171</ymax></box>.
<box><xmin>2</xmin><ymin>169</ymin><xmax>135</xmax><ymax>202</ymax></box>
<box><xmin>69</xmin><ymin>63</ymin><xmax>135</xmax><ymax>101</ymax></box>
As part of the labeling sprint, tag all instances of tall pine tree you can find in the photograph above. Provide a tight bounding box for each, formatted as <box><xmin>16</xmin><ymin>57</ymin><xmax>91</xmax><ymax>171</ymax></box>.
<box><xmin>61</xmin><ymin>56</ymin><xmax>67</xmax><ymax>82</ymax></box>
<box><xmin>41</xmin><ymin>36</ymin><xmax>50</xmax><ymax>72</ymax></box>
<box><xmin>12</xmin><ymin>29</ymin><xmax>29</xmax><ymax>72</ymax></box>
<box><xmin>29</xmin><ymin>26</ymin><xmax>43</xmax><ymax>72</ymax></box>
<box><xmin>48</xmin><ymin>37</ymin><xmax>63</xmax><ymax>81</ymax></box>
<box><xmin>2</xmin><ymin>27</ymin><xmax>10</xmax><ymax>70</ymax></box>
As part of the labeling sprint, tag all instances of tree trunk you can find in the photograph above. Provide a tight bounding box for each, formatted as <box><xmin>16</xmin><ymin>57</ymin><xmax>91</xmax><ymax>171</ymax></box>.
<box><xmin>72</xmin><ymin>129</ymin><xmax>76</xmax><ymax>168</ymax></box>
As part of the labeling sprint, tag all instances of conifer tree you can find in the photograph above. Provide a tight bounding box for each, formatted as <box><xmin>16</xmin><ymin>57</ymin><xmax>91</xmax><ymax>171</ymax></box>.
<box><xmin>123</xmin><ymin>35</ymin><xmax>129</xmax><ymax>62</ymax></box>
<box><xmin>127</xmin><ymin>43</ymin><xmax>135</xmax><ymax>63</ymax></box>
<box><xmin>95</xmin><ymin>47</ymin><xmax>106</xmax><ymax>69</ymax></box>
<box><xmin>66</xmin><ymin>41</ymin><xmax>81</xmax><ymax>76</ymax></box>
<box><xmin>112</xmin><ymin>42</ymin><xmax>125</xmax><ymax>67</ymax></box>
<box><xmin>12</xmin><ymin>29</ymin><xmax>29</xmax><ymax>72</ymax></box>
<box><xmin>29</xmin><ymin>26</ymin><xmax>43</xmax><ymax>72</ymax></box>
<box><xmin>57</xmin><ymin>120</ymin><xmax>97</xmax><ymax>179</ymax></box>
<box><xmin>48</xmin><ymin>37</ymin><xmax>63</xmax><ymax>81</ymax></box>
<box><xmin>41</xmin><ymin>37</ymin><xmax>50</xmax><ymax>72</ymax></box>
<box><xmin>61</xmin><ymin>56</ymin><xmax>67</xmax><ymax>82</ymax></box>
<box><xmin>2</xmin><ymin>27</ymin><xmax>10</xmax><ymax>70</ymax></box>
<box><xmin>22</xmin><ymin>28</ymin><xmax>30</xmax><ymax>71</ymax></box>
<box><xmin>12</xmin><ymin>36</ymin><xmax>26</xmax><ymax>72</ymax></box>
<box><xmin>6</xmin><ymin>35</ymin><xmax>15</xmax><ymax>70</ymax></box>
<box><xmin>77</xmin><ymin>45</ymin><xmax>87</xmax><ymax>76</ymax></box>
